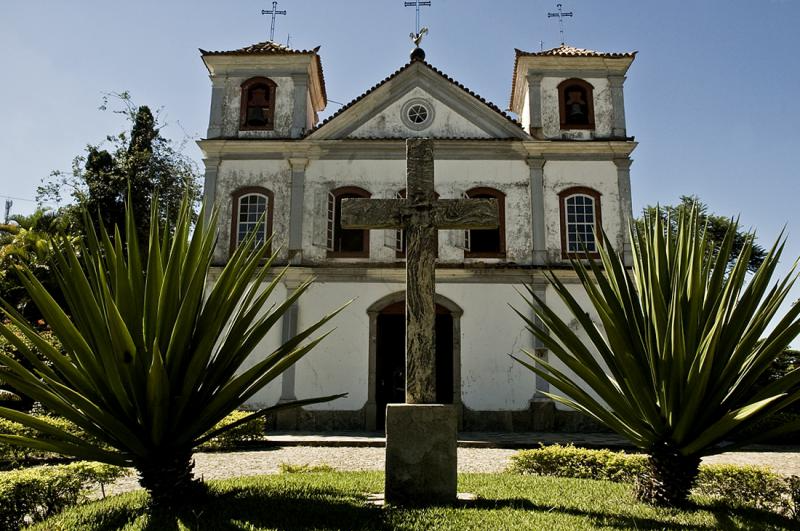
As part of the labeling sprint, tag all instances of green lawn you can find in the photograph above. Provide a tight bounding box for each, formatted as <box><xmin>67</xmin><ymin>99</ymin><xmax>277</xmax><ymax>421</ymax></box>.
<box><xmin>32</xmin><ymin>472</ymin><xmax>796</xmax><ymax>530</ymax></box>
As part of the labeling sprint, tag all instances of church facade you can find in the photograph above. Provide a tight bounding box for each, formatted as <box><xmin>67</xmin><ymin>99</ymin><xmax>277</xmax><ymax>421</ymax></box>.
<box><xmin>198</xmin><ymin>41</ymin><xmax>637</xmax><ymax>431</ymax></box>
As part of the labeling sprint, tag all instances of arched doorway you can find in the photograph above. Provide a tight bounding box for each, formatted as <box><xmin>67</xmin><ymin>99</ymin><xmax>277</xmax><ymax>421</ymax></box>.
<box><xmin>366</xmin><ymin>293</ymin><xmax>463</xmax><ymax>431</ymax></box>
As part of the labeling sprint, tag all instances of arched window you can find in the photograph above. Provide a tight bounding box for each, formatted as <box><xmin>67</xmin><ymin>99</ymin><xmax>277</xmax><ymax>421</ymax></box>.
<box><xmin>464</xmin><ymin>187</ymin><xmax>506</xmax><ymax>258</ymax></box>
<box><xmin>327</xmin><ymin>186</ymin><xmax>371</xmax><ymax>258</ymax></box>
<box><xmin>558</xmin><ymin>78</ymin><xmax>595</xmax><ymax>130</ymax></box>
<box><xmin>240</xmin><ymin>77</ymin><xmax>277</xmax><ymax>130</ymax></box>
<box><xmin>559</xmin><ymin>187</ymin><xmax>602</xmax><ymax>257</ymax></box>
<box><xmin>230</xmin><ymin>187</ymin><xmax>274</xmax><ymax>255</ymax></box>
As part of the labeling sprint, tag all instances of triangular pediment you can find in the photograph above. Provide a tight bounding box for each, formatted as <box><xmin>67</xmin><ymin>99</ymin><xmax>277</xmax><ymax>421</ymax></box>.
<box><xmin>307</xmin><ymin>61</ymin><xmax>530</xmax><ymax>141</ymax></box>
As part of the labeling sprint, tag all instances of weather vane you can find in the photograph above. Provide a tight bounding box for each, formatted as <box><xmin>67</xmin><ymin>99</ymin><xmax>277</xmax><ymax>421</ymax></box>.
<box><xmin>262</xmin><ymin>1</ymin><xmax>287</xmax><ymax>42</ymax></box>
<box><xmin>405</xmin><ymin>0</ymin><xmax>432</xmax><ymax>35</ymax></box>
<box><xmin>548</xmin><ymin>3</ymin><xmax>573</xmax><ymax>45</ymax></box>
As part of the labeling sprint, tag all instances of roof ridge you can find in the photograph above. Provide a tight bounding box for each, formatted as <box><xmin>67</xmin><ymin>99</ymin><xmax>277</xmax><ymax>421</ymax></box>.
<box><xmin>200</xmin><ymin>40</ymin><xmax>322</xmax><ymax>56</ymax></box>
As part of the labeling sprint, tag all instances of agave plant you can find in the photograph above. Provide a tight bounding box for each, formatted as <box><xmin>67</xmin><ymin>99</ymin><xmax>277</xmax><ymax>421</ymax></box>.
<box><xmin>515</xmin><ymin>208</ymin><xmax>800</xmax><ymax>507</ymax></box>
<box><xmin>0</xmin><ymin>199</ymin><xmax>346</xmax><ymax>506</ymax></box>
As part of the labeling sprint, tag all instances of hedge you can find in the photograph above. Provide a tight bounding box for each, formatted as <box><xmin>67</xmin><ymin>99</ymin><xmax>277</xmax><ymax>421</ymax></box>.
<box><xmin>0</xmin><ymin>461</ymin><xmax>127</xmax><ymax>530</ymax></box>
<box><xmin>510</xmin><ymin>444</ymin><xmax>800</xmax><ymax>519</ymax></box>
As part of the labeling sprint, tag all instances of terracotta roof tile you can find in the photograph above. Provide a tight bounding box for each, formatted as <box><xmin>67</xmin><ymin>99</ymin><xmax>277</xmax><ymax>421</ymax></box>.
<box><xmin>200</xmin><ymin>40</ymin><xmax>319</xmax><ymax>56</ymax></box>
<box><xmin>515</xmin><ymin>44</ymin><xmax>636</xmax><ymax>59</ymax></box>
<box><xmin>200</xmin><ymin>41</ymin><xmax>327</xmax><ymax>104</ymax></box>
<box><xmin>308</xmin><ymin>59</ymin><xmax>523</xmax><ymax>138</ymax></box>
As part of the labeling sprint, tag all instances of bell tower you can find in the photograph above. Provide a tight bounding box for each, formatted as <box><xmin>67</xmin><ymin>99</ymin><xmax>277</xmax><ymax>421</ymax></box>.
<box><xmin>509</xmin><ymin>45</ymin><xmax>635</xmax><ymax>140</ymax></box>
<box><xmin>200</xmin><ymin>42</ymin><xmax>327</xmax><ymax>140</ymax></box>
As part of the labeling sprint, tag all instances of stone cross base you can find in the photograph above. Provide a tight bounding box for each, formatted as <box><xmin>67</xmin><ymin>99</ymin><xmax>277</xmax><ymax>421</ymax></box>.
<box><xmin>385</xmin><ymin>404</ymin><xmax>458</xmax><ymax>505</ymax></box>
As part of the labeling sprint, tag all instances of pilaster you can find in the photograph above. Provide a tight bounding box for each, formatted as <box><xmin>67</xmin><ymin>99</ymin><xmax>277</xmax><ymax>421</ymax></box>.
<box><xmin>202</xmin><ymin>158</ymin><xmax>221</xmax><ymax>222</ymax></box>
<box><xmin>526</xmin><ymin>157</ymin><xmax>547</xmax><ymax>265</ymax></box>
<box><xmin>526</xmin><ymin>72</ymin><xmax>544</xmax><ymax>139</ymax></box>
<box><xmin>609</xmin><ymin>76</ymin><xmax>627</xmax><ymax>138</ymax></box>
<box><xmin>206</xmin><ymin>77</ymin><xmax>226</xmax><ymax>139</ymax></box>
<box><xmin>290</xmin><ymin>74</ymin><xmax>309</xmax><ymax>138</ymax></box>
<box><xmin>276</xmin><ymin>278</ymin><xmax>303</xmax><ymax>429</ymax></box>
<box><xmin>529</xmin><ymin>278</ymin><xmax>550</xmax><ymax>401</ymax></box>
<box><xmin>288</xmin><ymin>158</ymin><xmax>308</xmax><ymax>264</ymax></box>
<box><xmin>614</xmin><ymin>158</ymin><xmax>634</xmax><ymax>266</ymax></box>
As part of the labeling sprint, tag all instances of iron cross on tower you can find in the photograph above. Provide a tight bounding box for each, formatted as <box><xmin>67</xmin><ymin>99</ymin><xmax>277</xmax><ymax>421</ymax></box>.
<box><xmin>405</xmin><ymin>0</ymin><xmax>432</xmax><ymax>35</ymax></box>
<box><xmin>341</xmin><ymin>139</ymin><xmax>499</xmax><ymax>404</ymax></box>
<box><xmin>548</xmin><ymin>3</ymin><xmax>573</xmax><ymax>45</ymax></box>
<box><xmin>262</xmin><ymin>1</ymin><xmax>287</xmax><ymax>42</ymax></box>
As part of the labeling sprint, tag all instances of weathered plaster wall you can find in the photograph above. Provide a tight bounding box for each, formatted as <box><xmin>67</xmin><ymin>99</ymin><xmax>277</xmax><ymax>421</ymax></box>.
<box><xmin>438</xmin><ymin>283</ymin><xmax>536</xmax><ymax>410</ymax></box>
<box><xmin>288</xmin><ymin>281</ymin><xmax>536</xmax><ymax>412</ymax></box>
<box><xmin>349</xmin><ymin>87</ymin><xmax>492</xmax><ymax>139</ymax></box>
<box><xmin>218</xmin><ymin>75</ymin><xmax>296</xmax><ymax>138</ymax></box>
<box><xmin>544</xmin><ymin>282</ymin><xmax>611</xmax><ymax>411</ymax></box>
<box><xmin>213</xmin><ymin>159</ymin><xmax>293</xmax><ymax>264</ymax></box>
<box><xmin>301</xmin><ymin>158</ymin><xmax>532</xmax><ymax>264</ymax></box>
<box><xmin>540</xmin><ymin>77</ymin><xmax>612</xmax><ymax>139</ymax></box>
<box><xmin>543</xmin><ymin>160</ymin><xmax>623</xmax><ymax>260</ymax></box>
<box><xmin>236</xmin><ymin>282</ymin><xmax>289</xmax><ymax>407</ymax></box>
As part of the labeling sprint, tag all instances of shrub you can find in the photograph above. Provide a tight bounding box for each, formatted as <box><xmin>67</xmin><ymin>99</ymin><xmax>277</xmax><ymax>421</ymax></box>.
<box><xmin>509</xmin><ymin>444</ymin><xmax>648</xmax><ymax>483</ymax></box>
<box><xmin>509</xmin><ymin>444</ymin><xmax>798</xmax><ymax>516</ymax></box>
<box><xmin>0</xmin><ymin>415</ymin><xmax>86</xmax><ymax>467</ymax></box>
<box><xmin>198</xmin><ymin>410</ymin><xmax>266</xmax><ymax>450</ymax></box>
<box><xmin>0</xmin><ymin>461</ymin><xmax>127</xmax><ymax>530</ymax></box>
<box><xmin>789</xmin><ymin>476</ymin><xmax>800</xmax><ymax>521</ymax></box>
<box><xmin>695</xmin><ymin>464</ymin><xmax>790</xmax><ymax>514</ymax></box>
<box><xmin>279</xmin><ymin>463</ymin><xmax>336</xmax><ymax>474</ymax></box>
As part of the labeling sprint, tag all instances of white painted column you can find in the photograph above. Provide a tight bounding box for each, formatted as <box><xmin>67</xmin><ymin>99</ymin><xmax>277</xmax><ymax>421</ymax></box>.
<box><xmin>527</xmin><ymin>157</ymin><xmax>547</xmax><ymax>265</ymax></box>
<box><xmin>614</xmin><ymin>158</ymin><xmax>634</xmax><ymax>266</ymax></box>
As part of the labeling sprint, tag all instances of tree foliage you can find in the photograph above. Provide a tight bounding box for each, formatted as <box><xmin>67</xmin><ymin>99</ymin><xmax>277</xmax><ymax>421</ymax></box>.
<box><xmin>640</xmin><ymin>196</ymin><xmax>767</xmax><ymax>273</ymax></box>
<box><xmin>37</xmin><ymin>93</ymin><xmax>200</xmax><ymax>245</ymax></box>
<box><xmin>516</xmin><ymin>207</ymin><xmax>800</xmax><ymax>507</ymax></box>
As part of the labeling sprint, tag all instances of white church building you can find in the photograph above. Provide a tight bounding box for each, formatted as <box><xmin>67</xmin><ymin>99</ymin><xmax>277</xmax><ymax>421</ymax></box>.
<box><xmin>198</xmin><ymin>41</ymin><xmax>637</xmax><ymax>432</ymax></box>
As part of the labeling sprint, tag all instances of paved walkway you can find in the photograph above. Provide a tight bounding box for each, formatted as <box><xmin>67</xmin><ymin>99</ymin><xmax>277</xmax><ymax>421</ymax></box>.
<box><xmin>102</xmin><ymin>432</ymin><xmax>800</xmax><ymax>497</ymax></box>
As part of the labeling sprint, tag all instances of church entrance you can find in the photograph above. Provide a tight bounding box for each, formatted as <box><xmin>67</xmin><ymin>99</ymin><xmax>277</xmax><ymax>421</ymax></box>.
<box><xmin>374</xmin><ymin>301</ymin><xmax>454</xmax><ymax>429</ymax></box>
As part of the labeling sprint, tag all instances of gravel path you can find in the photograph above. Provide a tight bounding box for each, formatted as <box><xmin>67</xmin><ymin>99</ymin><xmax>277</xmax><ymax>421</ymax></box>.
<box><xmin>102</xmin><ymin>446</ymin><xmax>800</xmax><ymax>497</ymax></box>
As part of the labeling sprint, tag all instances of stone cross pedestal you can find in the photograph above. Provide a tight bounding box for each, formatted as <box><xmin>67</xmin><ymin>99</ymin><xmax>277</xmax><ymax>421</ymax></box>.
<box><xmin>341</xmin><ymin>138</ymin><xmax>499</xmax><ymax>505</ymax></box>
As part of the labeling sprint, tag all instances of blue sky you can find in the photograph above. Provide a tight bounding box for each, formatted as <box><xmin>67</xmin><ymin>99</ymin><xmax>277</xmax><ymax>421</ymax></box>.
<box><xmin>1</xmin><ymin>0</ymin><xmax>799</xmax><ymax>341</ymax></box>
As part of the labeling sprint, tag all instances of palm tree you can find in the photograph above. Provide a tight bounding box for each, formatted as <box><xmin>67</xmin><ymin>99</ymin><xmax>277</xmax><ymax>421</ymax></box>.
<box><xmin>0</xmin><ymin>199</ymin><xmax>347</xmax><ymax>506</ymax></box>
<box><xmin>515</xmin><ymin>208</ymin><xmax>800</xmax><ymax>506</ymax></box>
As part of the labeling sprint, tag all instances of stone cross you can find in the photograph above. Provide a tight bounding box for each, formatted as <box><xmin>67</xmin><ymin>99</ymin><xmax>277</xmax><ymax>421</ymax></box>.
<box><xmin>341</xmin><ymin>138</ymin><xmax>499</xmax><ymax>404</ymax></box>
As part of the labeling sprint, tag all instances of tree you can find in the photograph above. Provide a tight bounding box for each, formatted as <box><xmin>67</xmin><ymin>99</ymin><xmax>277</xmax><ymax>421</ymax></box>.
<box><xmin>0</xmin><ymin>198</ymin><xmax>347</xmax><ymax>507</ymax></box>
<box><xmin>515</xmin><ymin>208</ymin><xmax>800</xmax><ymax>507</ymax></box>
<box><xmin>640</xmin><ymin>195</ymin><xmax>767</xmax><ymax>272</ymax></box>
<box><xmin>0</xmin><ymin>209</ymin><xmax>77</xmax><ymax>319</ymax></box>
<box><xmin>37</xmin><ymin>93</ymin><xmax>200</xmax><ymax>246</ymax></box>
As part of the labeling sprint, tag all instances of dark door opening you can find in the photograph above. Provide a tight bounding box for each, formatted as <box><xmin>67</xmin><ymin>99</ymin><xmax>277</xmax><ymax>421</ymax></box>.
<box><xmin>375</xmin><ymin>301</ymin><xmax>454</xmax><ymax>430</ymax></box>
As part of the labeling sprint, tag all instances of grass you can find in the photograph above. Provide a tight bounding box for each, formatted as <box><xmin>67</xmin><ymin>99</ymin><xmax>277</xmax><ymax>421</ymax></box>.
<box><xmin>30</xmin><ymin>471</ymin><xmax>797</xmax><ymax>530</ymax></box>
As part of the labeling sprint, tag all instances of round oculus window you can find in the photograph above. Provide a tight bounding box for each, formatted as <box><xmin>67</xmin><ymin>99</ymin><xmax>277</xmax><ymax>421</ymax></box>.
<box><xmin>401</xmin><ymin>98</ymin><xmax>435</xmax><ymax>130</ymax></box>
<box><xmin>407</xmin><ymin>104</ymin><xmax>429</xmax><ymax>124</ymax></box>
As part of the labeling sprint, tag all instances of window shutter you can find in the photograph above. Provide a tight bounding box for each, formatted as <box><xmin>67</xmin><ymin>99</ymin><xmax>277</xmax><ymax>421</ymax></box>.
<box><xmin>326</xmin><ymin>191</ymin><xmax>336</xmax><ymax>252</ymax></box>
<box><xmin>462</xmin><ymin>191</ymin><xmax>471</xmax><ymax>252</ymax></box>
<box><xmin>312</xmin><ymin>188</ymin><xmax>332</xmax><ymax>248</ymax></box>
<box><xmin>384</xmin><ymin>191</ymin><xmax>404</xmax><ymax>253</ymax></box>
